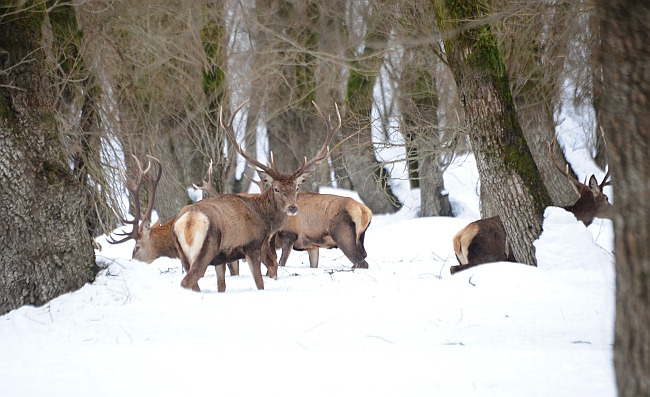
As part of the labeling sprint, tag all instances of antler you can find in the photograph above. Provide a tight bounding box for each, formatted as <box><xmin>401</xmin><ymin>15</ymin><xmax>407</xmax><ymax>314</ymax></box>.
<box><xmin>549</xmin><ymin>139</ymin><xmax>586</xmax><ymax>195</ymax></box>
<box><xmin>193</xmin><ymin>159</ymin><xmax>220</xmax><ymax>198</ymax></box>
<box><xmin>220</xmin><ymin>101</ymin><xmax>341</xmax><ymax>179</ymax></box>
<box><xmin>108</xmin><ymin>155</ymin><xmax>161</xmax><ymax>244</ymax></box>
<box><xmin>140</xmin><ymin>155</ymin><xmax>163</xmax><ymax>234</ymax></box>
<box><xmin>549</xmin><ymin>138</ymin><xmax>612</xmax><ymax>192</ymax></box>
<box><xmin>220</xmin><ymin>100</ymin><xmax>280</xmax><ymax>177</ymax></box>
<box><xmin>243</xmin><ymin>173</ymin><xmax>266</xmax><ymax>192</ymax></box>
<box><xmin>291</xmin><ymin>102</ymin><xmax>341</xmax><ymax>177</ymax></box>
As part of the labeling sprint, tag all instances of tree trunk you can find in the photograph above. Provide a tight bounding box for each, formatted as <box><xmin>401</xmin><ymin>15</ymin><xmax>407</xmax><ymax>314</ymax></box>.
<box><xmin>252</xmin><ymin>0</ymin><xmax>329</xmax><ymax>192</ymax></box>
<box><xmin>316</xmin><ymin>0</ymin><xmax>349</xmax><ymax>190</ymax></box>
<box><xmin>436</xmin><ymin>0</ymin><xmax>552</xmax><ymax>265</ymax></box>
<box><xmin>343</xmin><ymin>1</ymin><xmax>401</xmax><ymax>214</ymax></box>
<box><xmin>493</xmin><ymin>0</ymin><xmax>578</xmax><ymax>208</ymax></box>
<box><xmin>397</xmin><ymin>0</ymin><xmax>451</xmax><ymax>217</ymax></box>
<box><xmin>0</xmin><ymin>3</ymin><xmax>97</xmax><ymax>315</ymax></box>
<box><xmin>596</xmin><ymin>1</ymin><xmax>650</xmax><ymax>395</ymax></box>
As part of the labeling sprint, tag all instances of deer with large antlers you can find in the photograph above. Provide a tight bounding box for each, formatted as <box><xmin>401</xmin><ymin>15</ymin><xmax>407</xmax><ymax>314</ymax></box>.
<box><xmin>450</xmin><ymin>139</ymin><xmax>613</xmax><ymax>275</ymax></box>
<box><xmin>108</xmin><ymin>155</ymin><xmax>170</xmax><ymax>261</ymax></box>
<box><xmin>108</xmin><ymin>156</ymin><xmax>239</xmax><ymax>275</ymax></box>
<box><xmin>172</xmin><ymin>101</ymin><xmax>341</xmax><ymax>292</ymax></box>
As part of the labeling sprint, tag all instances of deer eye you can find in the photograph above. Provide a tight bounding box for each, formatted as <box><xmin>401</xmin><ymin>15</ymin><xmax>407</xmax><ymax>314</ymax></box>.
<box><xmin>273</xmin><ymin>187</ymin><xmax>279</xmax><ymax>193</ymax></box>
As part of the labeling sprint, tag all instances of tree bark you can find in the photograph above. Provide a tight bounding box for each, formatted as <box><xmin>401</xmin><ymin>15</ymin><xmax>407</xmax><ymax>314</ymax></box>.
<box><xmin>0</xmin><ymin>2</ymin><xmax>97</xmax><ymax>315</ymax></box>
<box><xmin>595</xmin><ymin>1</ymin><xmax>650</xmax><ymax>395</ymax></box>
<box><xmin>492</xmin><ymin>0</ymin><xmax>578</xmax><ymax>208</ymax></box>
<box><xmin>436</xmin><ymin>0</ymin><xmax>552</xmax><ymax>265</ymax></box>
<box><xmin>343</xmin><ymin>1</ymin><xmax>401</xmax><ymax>214</ymax></box>
<box><xmin>397</xmin><ymin>0</ymin><xmax>451</xmax><ymax>217</ymax></box>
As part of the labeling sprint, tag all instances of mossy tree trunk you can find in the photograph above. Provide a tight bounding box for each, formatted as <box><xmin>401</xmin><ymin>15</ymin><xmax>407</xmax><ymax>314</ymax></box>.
<box><xmin>201</xmin><ymin>1</ymin><xmax>231</xmax><ymax>194</ymax></box>
<box><xmin>0</xmin><ymin>1</ymin><xmax>97</xmax><ymax>315</ymax></box>
<box><xmin>435</xmin><ymin>0</ymin><xmax>552</xmax><ymax>265</ymax></box>
<box><xmin>595</xmin><ymin>1</ymin><xmax>650</xmax><ymax>395</ymax></box>
<box><xmin>493</xmin><ymin>0</ymin><xmax>578</xmax><ymax>208</ymax></box>
<box><xmin>343</xmin><ymin>1</ymin><xmax>401</xmax><ymax>214</ymax></box>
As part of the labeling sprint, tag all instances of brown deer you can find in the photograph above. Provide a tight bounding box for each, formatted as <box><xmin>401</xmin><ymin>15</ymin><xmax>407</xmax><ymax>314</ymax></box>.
<box><xmin>108</xmin><ymin>156</ymin><xmax>239</xmax><ymax>275</ymax></box>
<box><xmin>450</xmin><ymin>139</ymin><xmax>613</xmax><ymax>275</ymax></box>
<box><xmin>244</xmin><ymin>176</ymin><xmax>372</xmax><ymax>269</ymax></box>
<box><xmin>172</xmin><ymin>101</ymin><xmax>340</xmax><ymax>292</ymax></box>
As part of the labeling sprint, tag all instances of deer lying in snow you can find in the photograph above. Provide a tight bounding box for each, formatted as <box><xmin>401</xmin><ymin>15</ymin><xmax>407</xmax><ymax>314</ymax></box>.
<box><xmin>172</xmin><ymin>101</ymin><xmax>340</xmax><ymax>292</ymax></box>
<box><xmin>450</xmin><ymin>139</ymin><xmax>613</xmax><ymax>275</ymax></box>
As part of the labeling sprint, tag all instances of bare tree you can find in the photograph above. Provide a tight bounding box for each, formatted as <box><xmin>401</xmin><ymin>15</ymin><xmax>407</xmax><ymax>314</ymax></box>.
<box><xmin>396</xmin><ymin>0</ymin><xmax>452</xmax><ymax>217</ymax></box>
<box><xmin>342</xmin><ymin>0</ymin><xmax>401</xmax><ymax>214</ymax></box>
<box><xmin>595</xmin><ymin>1</ymin><xmax>650</xmax><ymax>395</ymax></box>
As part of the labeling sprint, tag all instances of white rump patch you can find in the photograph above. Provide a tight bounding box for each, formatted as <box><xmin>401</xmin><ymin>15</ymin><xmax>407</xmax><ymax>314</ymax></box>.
<box><xmin>174</xmin><ymin>212</ymin><xmax>209</xmax><ymax>265</ymax></box>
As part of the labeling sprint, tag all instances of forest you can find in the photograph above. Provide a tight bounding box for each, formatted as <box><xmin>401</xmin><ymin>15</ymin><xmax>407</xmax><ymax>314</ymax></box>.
<box><xmin>0</xmin><ymin>1</ymin><xmax>648</xmax><ymax>395</ymax></box>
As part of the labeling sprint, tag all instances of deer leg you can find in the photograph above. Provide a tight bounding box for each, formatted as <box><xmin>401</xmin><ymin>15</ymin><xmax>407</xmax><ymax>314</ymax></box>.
<box><xmin>307</xmin><ymin>248</ymin><xmax>319</xmax><ymax>268</ymax></box>
<box><xmin>332</xmin><ymin>225</ymin><xmax>368</xmax><ymax>269</ymax></box>
<box><xmin>262</xmin><ymin>239</ymin><xmax>278</xmax><ymax>279</ymax></box>
<box><xmin>215</xmin><ymin>263</ymin><xmax>227</xmax><ymax>292</ymax></box>
<box><xmin>245</xmin><ymin>251</ymin><xmax>265</xmax><ymax>290</ymax></box>
<box><xmin>278</xmin><ymin>232</ymin><xmax>297</xmax><ymax>266</ymax></box>
<box><xmin>227</xmin><ymin>261</ymin><xmax>240</xmax><ymax>276</ymax></box>
<box><xmin>450</xmin><ymin>263</ymin><xmax>478</xmax><ymax>275</ymax></box>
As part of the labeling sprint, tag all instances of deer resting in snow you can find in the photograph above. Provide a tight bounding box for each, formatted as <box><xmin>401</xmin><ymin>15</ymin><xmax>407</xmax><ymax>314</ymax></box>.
<box><xmin>450</xmin><ymin>139</ymin><xmax>613</xmax><ymax>275</ymax></box>
<box><xmin>107</xmin><ymin>156</ymin><xmax>240</xmax><ymax>275</ymax></box>
<box><xmin>172</xmin><ymin>101</ymin><xmax>340</xmax><ymax>292</ymax></box>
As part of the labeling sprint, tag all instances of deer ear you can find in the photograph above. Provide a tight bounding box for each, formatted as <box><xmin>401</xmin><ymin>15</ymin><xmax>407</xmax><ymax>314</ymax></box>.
<box><xmin>588</xmin><ymin>175</ymin><xmax>600</xmax><ymax>192</ymax></box>
<box><xmin>296</xmin><ymin>172</ymin><xmax>310</xmax><ymax>186</ymax></box>
<box><xmin>257</xmin><ymin>170</ymin><xmax>274</xmax><ymax>184</ymax></box>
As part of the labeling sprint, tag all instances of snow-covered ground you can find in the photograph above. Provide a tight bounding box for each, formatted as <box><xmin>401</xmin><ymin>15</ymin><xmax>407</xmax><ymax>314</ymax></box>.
<box><xmin>0</xmin><ymin>153</ymin><xmax>616</xmax><ymax>397</ymax></box>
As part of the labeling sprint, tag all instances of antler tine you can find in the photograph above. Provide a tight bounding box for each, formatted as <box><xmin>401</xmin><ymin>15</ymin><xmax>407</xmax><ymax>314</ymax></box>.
<box><xmin>139</xmin><ymin>155</ymin><xmax>163</xmax><ymax>233</ymax></box>
<box><xmin>549</xmin><ymin>139</ymin><xmax>585</xmax><ymax>194</ymax></box>
<box><xmin>219</xmin><ymin>100</ymin><xmax>274</xmax><ymax>175</ymax></box>
<box><xmin>107</xmin><ymin>155</ymin><xmax>151</xmax><ymax>244</ymax></box>
<box><xmin>600</xmin><ymin>167</ymin><xmax>612</xmax><ymax>188</ymax></box>
<box><xmin>193</xmin><ymin>159</ymin><xmax>220</xmax><ymax>198</ymax></box>
<box><xmin>243</xmin><ymin>172</ymin><xmax>266</xmax><ymax>192</ymax></box>
<box><xmin>293</xmin><ymin>102</ymin><xmax>341</xmax><ymax>176</ymax></box>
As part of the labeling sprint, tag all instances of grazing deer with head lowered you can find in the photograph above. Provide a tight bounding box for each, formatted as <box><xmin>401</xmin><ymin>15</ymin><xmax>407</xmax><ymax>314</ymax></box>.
<box><xmin>243</xmin><ymin>176</ymin><xmax>372</xmax><ymax>269</ymax></box>
<box><xmin>173</xmin><ymin>101</ymin><xmax>340</xmax><ymax>292</ymax></box>
<box><xmin>108</xmin><ymin>156</ymin><xmax>239</xmax><ymax>275</ymax></box>
<box><xmin>450</xmin><ymin>139</ymin><xmax>613</xmax><ymax>275</ymax></box>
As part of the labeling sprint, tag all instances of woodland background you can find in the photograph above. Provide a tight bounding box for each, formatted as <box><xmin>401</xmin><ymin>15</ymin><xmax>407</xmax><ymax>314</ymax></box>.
<box><xmin>0</xmin><ymin>1</ymin><xmax>648</xmax><ymax>396</ymax></box>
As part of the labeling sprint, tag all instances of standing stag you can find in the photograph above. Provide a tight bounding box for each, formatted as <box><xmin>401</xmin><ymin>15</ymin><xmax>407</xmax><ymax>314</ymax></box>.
<box><xmin>173</xmin><ymin>101</ymin><xmax>340</xmax><ymax>292</ymax></box>
<box><xmin>451</xmin><ymin>139</ymin><xmax>613</xmax><ymax>274</ymax></box>
<box><xmin>108</xmin><ymin>156</ymin><xmax>239</xmax><ymax>275</ymax></box>
<box><xmin>244</xmin><ymin>177</ymin><xmax>373</xmax><ymax>269</ymax></box>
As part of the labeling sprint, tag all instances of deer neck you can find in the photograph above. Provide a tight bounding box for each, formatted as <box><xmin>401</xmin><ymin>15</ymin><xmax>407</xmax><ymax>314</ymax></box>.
<box><xmin>562</xmin><ymin>192</ymin><xmax>596</xmax><ymax>226</ymax></box>
<box><xmin>253</xmin><ymin>188</ymin><xmax>289</xmax><ymax>233</ymax></box>
<box><xmin>151</xmin><ymin>218</ymin><xmax>179</xmax><ymax>258</ymax></box>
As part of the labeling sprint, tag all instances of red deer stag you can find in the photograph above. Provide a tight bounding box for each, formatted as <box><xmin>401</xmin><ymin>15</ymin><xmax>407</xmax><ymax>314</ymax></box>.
<box><xmin>245</xmin><ymin>177</ymin><xmax>372</xmax><ymax>269</ymax></box>
<box><xmin>108</xmin><ymin>156</ymin><xmax>239</xmax><ymax>275</ymax></box>
<box><xmin>172</xmin><ymin>101</ymin><xmax>340</xmax><ymax>292</ymax></box>
<box><xmin>450</xmin><ymin>139</ymin><xmax>613</xmax><ymax>275</ymax></box>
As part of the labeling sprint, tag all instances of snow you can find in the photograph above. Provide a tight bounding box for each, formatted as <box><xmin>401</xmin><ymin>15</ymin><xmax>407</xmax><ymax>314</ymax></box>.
<box><xmin>0</xmin><ymin>154</ymin><xmax>616</xmax><ymax>397</ymax></box>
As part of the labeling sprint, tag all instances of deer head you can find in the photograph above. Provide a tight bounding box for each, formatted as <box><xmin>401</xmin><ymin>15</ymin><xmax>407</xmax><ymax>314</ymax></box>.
<box><xmin>108</xmin><ymin>155</ymin><xmax>165</xmax><ymax>261</ymax></box>
<box><xmin>549</xmin><ymin>139</ymin><xmax>613</xmax><ymax>226</ymax></box>
<box><xmin>219</xmin><ymin>101</ymin><xmax>340</xmax><ymax>217</ymax></box>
